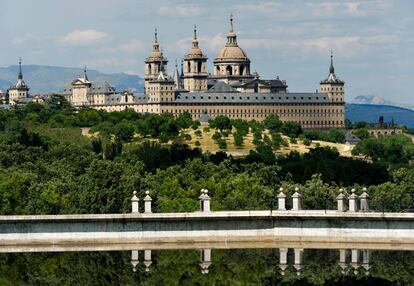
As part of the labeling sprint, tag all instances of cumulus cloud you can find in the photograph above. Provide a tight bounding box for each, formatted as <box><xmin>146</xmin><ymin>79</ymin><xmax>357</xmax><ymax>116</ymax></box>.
<box><xmin>158</xmin><ymin>3</ymin><xmax>205</xmax><ymax>17</ymax></box>
<box><xmin>61</xmin><ymin>29</ymin><xmax>108</xmax><ymax>46</ymax></box>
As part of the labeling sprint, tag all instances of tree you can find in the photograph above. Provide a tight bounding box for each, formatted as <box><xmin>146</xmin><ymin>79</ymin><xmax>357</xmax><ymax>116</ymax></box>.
<box><xmin>176</xmin><ymin>112</ymin><xmax>193</xmax><ymax>129</ymax></box>
<box><xmin>281</xmin><ymin>121</ymin><xmax>302</xmax><ymax>138</ymax></box>
<box><xmin>263</xmin><ymin>114</ymin><xmax>282</xmax><ymax>133</ymax></box>
<box><xmin>209</xmin><ymin>115</ymin><xmax>232</xmax><ymax>132</ymax></box>
<box><xmin>234</xmin><ymin>133</ymin><xmax>244</xmax><ymax>147</ymax></box>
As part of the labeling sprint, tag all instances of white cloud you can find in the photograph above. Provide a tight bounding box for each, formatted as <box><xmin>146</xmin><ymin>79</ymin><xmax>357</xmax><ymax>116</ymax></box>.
<box><xmin>12</xmin><ymin>34</ymin><xmax>39</xmax><ymax>45</ymax></box>
<box><xmin>158</xmin><ymin>4</ymin><xmax>205</xmax><ymax>17</ymax></box>
<box><xmin>234</xmin><ymin>2</ymin><xmax>282</xmax><ymax>14</ymax></box>
<box><xmin>119</xmin><ymin>39</ymin><xmax>146</xmax><ymax>53</ymax></box>
<box><xmin>61</xmin><ymin>29</ymin><xmax>108</xmax><ymax>46</ymax></box>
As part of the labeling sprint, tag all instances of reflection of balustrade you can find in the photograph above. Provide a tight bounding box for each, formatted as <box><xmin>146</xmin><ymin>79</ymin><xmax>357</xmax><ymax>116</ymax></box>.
<box><xmin>131</xmin><ymin>250</ymin><xmax>139</xmax><ymax>272</ymax></box>
<box><xmin>293</xmin><ymin>248</ymin><xmax>304</xmax><ymax>276</ymax></box>
<box><xmin>279</xmin><ymin>248</ymin><xmax>288</xmax><ymax>276</ymax></box>
<box><xmin>144</xmin><ymin>250</ymin><xmax>152</xmax><ymax>272</ymax></box>
<box><xmin>200</xmin><ymin>249</ymin><xmax>211</xmax><ymax>274</ymax></box>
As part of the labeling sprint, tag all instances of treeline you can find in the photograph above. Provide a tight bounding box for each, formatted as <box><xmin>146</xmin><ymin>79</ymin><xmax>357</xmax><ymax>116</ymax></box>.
<box><xmin>0</xmin><ymin>96</ymin><xmax>413</xmax><ymax>215</ymax></box>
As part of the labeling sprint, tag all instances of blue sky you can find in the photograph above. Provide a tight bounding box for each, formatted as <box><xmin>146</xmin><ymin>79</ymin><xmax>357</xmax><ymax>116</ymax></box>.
<box><xmin>0</xmin><ymin>0</ymin><xmax>413</xmax><ymax>103</ymax></box>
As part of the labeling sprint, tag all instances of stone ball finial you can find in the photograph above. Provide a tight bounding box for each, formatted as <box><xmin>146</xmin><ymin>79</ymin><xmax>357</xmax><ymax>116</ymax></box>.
<box><xmin>363</xmin><ymin>187</ymin><xmax>367</xmax><ymax>192</ymax></box>
<box><xmin>351</xmin><ymin>188</ymin><xmax>356</xmax><ymax>194</ymax></box>
<box><xmin>133</xmin><ymin>191</ymin><xmax>137</xmax><ymax>195</ymax></box>
<box><xmin>145</xmin><ymin>191</ymin><xmax>149</xmax><ymax>195</ymax></box>
<box><xmin>279</xmin><ymin>187</ymin><xmax>284</xmax><ymax>192</ymax></box>
<box><xmin>204</xmin><ymin>189</ymin><xmax>208</xmax><ymax>194</ymax></box>
<box><xmin>339</xmin><ymin>188</ymin><xmax>343</xmax><ymax>193</ymax></box>
<box><xmin>295</xmin><ymin>187</ymin><xmax>299</xmax><ymax>192</ymax></box>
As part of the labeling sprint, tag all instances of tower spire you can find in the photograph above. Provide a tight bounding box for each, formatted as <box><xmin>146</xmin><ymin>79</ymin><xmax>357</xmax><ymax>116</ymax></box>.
<box><xmin>329</xmin><ymin>49</ymin><xmax>335</xmax><ymax>74</ymax></box>
<box><xmin>18</xmin><ymin>58</ymin><xmax>23</xmax><ymax>80</ymax></box>
<box><xmin>84</xmin><ymin>65</ymin><xmax>89</xmax><ymax>81</ymax></box>
<box><xmin>226</xmin><ymin>14</ymin><xmax>237</xmax><ymax>46</ymax></box>
<box><xmin>152</xmin><ymin>28</ymin><xmax>160</xmax><ymax>53</ymax></box>
<box><xmin>192</xmin><ymin>24</ymin><xmax>199</xmax><ymax>49</ymax></box>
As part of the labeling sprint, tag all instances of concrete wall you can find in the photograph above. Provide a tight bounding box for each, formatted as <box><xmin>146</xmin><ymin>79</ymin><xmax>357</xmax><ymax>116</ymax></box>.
<box><xmin>1</xmin><ymin>210</ymin><xmax>414</xmax><ymax>246</ymax></box>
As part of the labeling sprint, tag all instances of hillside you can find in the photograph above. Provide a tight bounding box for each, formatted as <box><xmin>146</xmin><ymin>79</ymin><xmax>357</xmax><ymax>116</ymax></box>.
<box><xmin>345</xmin><ymin>103</ymin><xmax>414</xmax><ymax>128</ymax></box>
<box><xmin>0</xmin><ymin>65</ymin><xmax>144</xmax><ymax>94</ymax></box>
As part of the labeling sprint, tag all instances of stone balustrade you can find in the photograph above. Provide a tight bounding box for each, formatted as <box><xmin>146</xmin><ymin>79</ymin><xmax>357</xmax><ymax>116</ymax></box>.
<box><xmin>131</xmin><ymin>188</ymin><xmax>371</xmax><ymax>214</ymax></box>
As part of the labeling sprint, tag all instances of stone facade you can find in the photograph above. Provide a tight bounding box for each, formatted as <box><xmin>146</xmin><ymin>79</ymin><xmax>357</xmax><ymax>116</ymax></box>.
<box><xmin>61</xmin><ymin>16</ymin><xmax>346</xmax><ymax>129</ymax></box>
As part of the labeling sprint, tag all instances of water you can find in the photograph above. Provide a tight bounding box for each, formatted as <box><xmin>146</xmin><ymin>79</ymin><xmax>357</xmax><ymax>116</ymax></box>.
<box><xmin>0</xmin><ymin>244</ymin><xmax>413</xmax><ymax>285</ymax></box>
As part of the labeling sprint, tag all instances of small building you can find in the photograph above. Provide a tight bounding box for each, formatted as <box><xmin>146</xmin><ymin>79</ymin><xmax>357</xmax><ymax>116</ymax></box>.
<box><xmin>8</xmin><ymin>58</ymin><xmax>30</xmax><ymax>105</ymax></box>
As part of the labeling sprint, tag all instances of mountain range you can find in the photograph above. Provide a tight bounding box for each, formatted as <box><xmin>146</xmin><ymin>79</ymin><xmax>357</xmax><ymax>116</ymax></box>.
<box><xmin>352</xmin><ymin>95</ymin><xmax>414</xmax><ymax>111</ymax></box>
<box><xmin>0</xmin><ymin>65</ymin><xmax>144</xmax><ymax>94</ymax></box>
<box><xmin>345</xmin><ymin>104</ymin><xmax>414</xmax><ymax>128</ymax></box>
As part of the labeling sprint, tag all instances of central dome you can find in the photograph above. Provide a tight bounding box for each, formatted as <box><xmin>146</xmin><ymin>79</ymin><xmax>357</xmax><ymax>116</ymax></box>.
<box><xmin>216</xmin><ymin>46</ymin><xmax>248</xmax><ymax>60</ymax></box>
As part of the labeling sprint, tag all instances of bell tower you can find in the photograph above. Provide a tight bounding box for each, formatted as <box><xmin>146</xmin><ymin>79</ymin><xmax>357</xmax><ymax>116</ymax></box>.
<box><xmin>183</xmin><ymin>25</ymin><xmax>208</xmax><ymax>92</ymax></box>
<box><xmin>145</xmin><ymin>28</ymin><xmax>168</xmax><ymax>94</ymax></box>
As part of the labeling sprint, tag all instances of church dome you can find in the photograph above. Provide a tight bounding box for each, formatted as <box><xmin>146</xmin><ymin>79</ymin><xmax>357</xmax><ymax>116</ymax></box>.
<box><xmin>214</xmin><ymin>15</ymin><xmax>249</xmax><ymax>62</ymax></box>
<box><xmin>216</xmin><ymin>45</ymin><xmax>248</xmax><ymax>60</ymax></box>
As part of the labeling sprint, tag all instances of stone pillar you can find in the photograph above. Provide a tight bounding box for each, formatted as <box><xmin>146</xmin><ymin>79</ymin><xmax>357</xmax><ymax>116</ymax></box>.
<box><xmin>131</xmin><ymin>250</ymin><xmax>139</xmax><ymax>272</ymax></box>
<box><xmin>200</xmin><ymin>249</ymin><xmax>212</xmax><ymax>274</ymax></box>
<box><xmin>360</xmin><ymin>188</ymin><xmax>369</xmax><ymax>212</ymax></box>
<box><xmin>279</xmin><ymin>248</ymin><xmax>288</xmax><ymax>276</ymax></box>
<box><xmin>277</xmin><ymin>188</ymin><xmax>286</xmax><ymax>211</ymax></box>
<box><xmin>131</xmin><ymin>191</ymin><xmax>139</xmax><ymax>213</ymax></box>
<box><xmin>199</xmin><ymin>189</ymin><xmax>206</xmax><ymax>211</ymax></box>
<box><xmin>336</xmin><ymin>188</ymin><xmax>346</xmax><ymax>212</ymax></box>
<box><xmin>338</xmin><ymin>249</ymin><xmax>347</xmax><ymax>274</ymax></box>
<box><xmin>292</xmin><ymin>188</ymin><xmax>302</xmax><ymax>211</ymax></box>
<box><xmin>203</xmin><ymin>190</ymin><xmax>211</xmax><ymax>212</ymax></box>
<box><xmin>144</xmin><ymin>250</ymin><xmax>152</xmax><ymax>272</ymax></box>
<box><xmin>293</xmin><ymin>248</ymin><xmax>304</xmax><ymax>276</ymax></box>
<box><xmin>144</xmin><ymin>191</ymin><xmax>153</xmax><ymax>213</ymax></box>
<box><xmin>348</xmin><ymin>189</ymin><xmax>358</xmax><ymax>212</ymax></box>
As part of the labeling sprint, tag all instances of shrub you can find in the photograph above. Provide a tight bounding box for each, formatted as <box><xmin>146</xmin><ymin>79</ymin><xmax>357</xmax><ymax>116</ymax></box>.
<box><xmin>234</xmin><ymin>133</ymin><xmax>244</xmax><ymax>147</ymax></box>
<box><xmin>203</xmin><ymin>127</ymin><xmax>210</xmax><ymax>133</ymax></box>
<box><xmin>212</xmin><ymin>131</ymin><xmax>222</xmax><ymax>141</ymax></box>
<box><xmin>195</xmin><ymin>140</ymin><xmax>201</xmax><ymax>147</ymax></box>
<box><xmin>194</xmin><ymin>130</ymin><xmax>202</xmax><ymax>137</ymax></box>
<box><xmin>303</xmin><ymin>138</ymin><xmax>311</xmax><ymax>146</ymax></box>
<box><xmin>217</xmin><ymin>138</ymin><xmax>227</xmax><ymax>150</ymax></box>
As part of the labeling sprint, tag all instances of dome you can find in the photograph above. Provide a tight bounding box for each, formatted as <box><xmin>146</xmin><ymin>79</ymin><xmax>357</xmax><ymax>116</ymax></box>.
<box><xmin>216</xmin><ymin>46</ymin><xmax>248</xmax><ymax>60</ymax></box>
<box><xmin>188</xmin><ymin>47</ymin><xmax>203</xmax><ymax>57</ymax></box>
<box><xmin>148</xmin><ymin>50</ymin><xmax>163</xmax><ymax>59</ymax></box>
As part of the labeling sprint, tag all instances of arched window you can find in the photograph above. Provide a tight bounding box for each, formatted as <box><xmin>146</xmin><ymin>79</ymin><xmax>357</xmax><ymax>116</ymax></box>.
<box><xmin>198</xmin><ymin>62</ymin><xmax>202</xmax><ymax>73</ymax></box>
<box><xmin>187</xmin><ymin>61</ymin><xmax>191</xmax><ymax>73</ymax></box>
<box><xmin>226</xmin><ymin>65</ymin><xmax>233</xmax><ymax>76</ymax></box>
<box><xmin>216</xmin><ymin>66</ymin><xmax>220</xmax><ymax>75</ymax></box>
<box><xmin>240</xmin><ymin>65</ymin><xmax>245</xmax><ymax>75</ymax></box>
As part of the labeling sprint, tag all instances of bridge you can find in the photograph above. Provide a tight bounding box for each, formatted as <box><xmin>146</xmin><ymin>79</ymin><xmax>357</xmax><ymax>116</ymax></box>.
<box><xmin>1</xmin><ymin>188</ymin><xmax>414</xmax><ymax>246</ymax></box>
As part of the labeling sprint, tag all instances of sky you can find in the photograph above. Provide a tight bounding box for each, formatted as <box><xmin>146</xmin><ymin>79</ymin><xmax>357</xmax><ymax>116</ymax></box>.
<box><xmin>0</xmin><ymin>0</ymin><xmax>413</xmax><ymax>103</ymax></box>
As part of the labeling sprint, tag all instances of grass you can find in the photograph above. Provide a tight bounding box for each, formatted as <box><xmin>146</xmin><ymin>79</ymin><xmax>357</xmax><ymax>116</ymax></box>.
<box><xmin>183</xmin><ymin>125</ymin><xmax>355</xmax><ymax>157</ymax></box>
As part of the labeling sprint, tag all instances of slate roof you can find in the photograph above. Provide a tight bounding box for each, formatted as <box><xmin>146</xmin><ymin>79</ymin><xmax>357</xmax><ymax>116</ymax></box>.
<box><xmin>175</xmin><ymin>92</ymin><xmax>331</xmax><ymax>104</ymax></box>
<box><xmin>61</xmin><ymin>81</ymin><xmax>116</xmax><ymax>95</ymax></box>
<box><xmin>206</xmin><ymin>81</ymin><xmax>237</xmax><ymax>93</ymax></box>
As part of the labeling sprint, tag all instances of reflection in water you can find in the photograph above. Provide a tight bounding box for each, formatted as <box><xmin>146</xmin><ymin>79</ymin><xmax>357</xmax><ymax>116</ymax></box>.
<box><xmin>1</xmin><ymin>245</ymin><xmax>413</xmax><ymax>285</ymax></box>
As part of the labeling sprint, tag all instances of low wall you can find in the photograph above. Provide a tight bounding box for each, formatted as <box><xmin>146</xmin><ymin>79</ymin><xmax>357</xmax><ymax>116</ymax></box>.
<box><xmin>1</xmin><ymin>210</ymin><xmax>414</xmax><ymax>245</ymax></box>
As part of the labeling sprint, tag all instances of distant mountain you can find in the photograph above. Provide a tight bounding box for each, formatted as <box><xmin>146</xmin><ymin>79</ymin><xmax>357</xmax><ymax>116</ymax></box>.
<box><xmin>0</xmin><ymin>65</ymin><xmax>144</xmax><ymax>94</ymax></box>
<box><xmin>352</xmin><ymin>95</ymin><xmax>414</xmax><ymax>111</ymax></box>
<box><xmin>346</xmin><ymin>103</ymin><xmax>414</xmax><ymax>128</ymax></box>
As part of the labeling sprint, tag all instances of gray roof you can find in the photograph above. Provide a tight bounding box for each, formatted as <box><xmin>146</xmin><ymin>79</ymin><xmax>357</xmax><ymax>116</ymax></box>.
<box><xmin>206</xmin><ymin>81</ymin><xmax>237</xmax><ymax>93</ymax></box>
<box><xmin>61</xmin><ymin>81</ymin><xmax>116</xmax><ymax>95</ymax></box>
<box><xmin>175</xmin><ymin>92</ymin><xmax>331</xmax><ymax>104</ymax></box>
